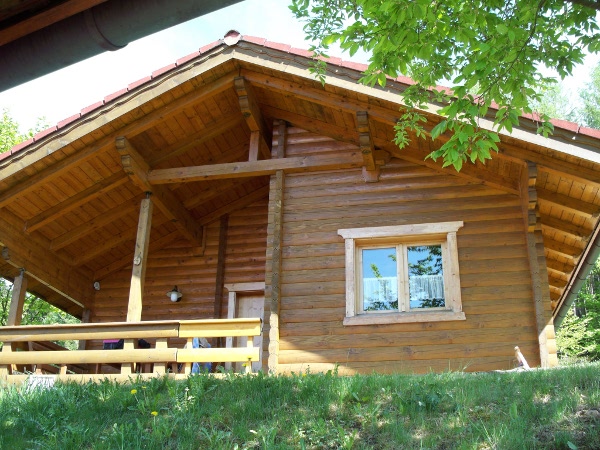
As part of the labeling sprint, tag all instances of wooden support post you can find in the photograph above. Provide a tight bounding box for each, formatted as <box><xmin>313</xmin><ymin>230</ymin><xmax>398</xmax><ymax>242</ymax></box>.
<box><xmin>224</xmin><ymin>290</ymin><xmax>236</xmax><ymax>372</ymax></box>
<box><xmin>78</xmin><ymin>308</ymin><xmax>92</xmax><ymax>351</ymax></box>
<box><xmin>214</xmin><ymin>215</ymin><xmax>229</xmax><ymax>349</ymax></box>
<box><xmin>126</xmin><ymin>195</ymin><xmax>153</xmax><ymax>323</ymax></box>
<box><xmin>153</xmin><ymin>338</ymin><xmax>168</xmax><ymax>375</ymax></box>
<box><xmin>246</xmin><ymin>336</ymin><xmax>254</xmax><ymax>374</ymax></box>
<box><xmin>267</xmin><ymin>119</ymin><xmax>286</xmax><ymax>374</ymax></box>
<box><xmin>521</xmin><ymin>161</ymin><xmax>557</xmax><ymax>368</ymax></box>
<box><xmin>7</xmin><ymin>269</ymin><xmax>27</xmax><ymax>326</ymax></box>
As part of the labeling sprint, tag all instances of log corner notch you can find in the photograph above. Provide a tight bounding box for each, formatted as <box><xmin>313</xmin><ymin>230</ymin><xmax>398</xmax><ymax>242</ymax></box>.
<box><xmin>115</xmin><ymin>136</ymin><xmax>204</xmax><ymax>248</ymax></box>
<box><xmin>357</xmin><ymin>111</ymin><xmax>380</xmax><ymax>182</ymax></box>
<box><xmin>522</xmin><ymin>161</ymin><xmax>559</xmax><ymax>368</ymax></box>
<box><xmin>234</xmin><ymin>76</ymin><xmax>272</xmax><ymax>161</ymax></box>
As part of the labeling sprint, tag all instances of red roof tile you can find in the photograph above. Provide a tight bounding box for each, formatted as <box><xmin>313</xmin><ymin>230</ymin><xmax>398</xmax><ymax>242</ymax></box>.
<box><xmin>6</xmin><ymin>30</ymin><xmax>600</xmax><ymax>158</ymax></box>
<box><xmin>152</xmin><ymin>63</ymin><xmax>177</xmax><ymax>78</ymax></box>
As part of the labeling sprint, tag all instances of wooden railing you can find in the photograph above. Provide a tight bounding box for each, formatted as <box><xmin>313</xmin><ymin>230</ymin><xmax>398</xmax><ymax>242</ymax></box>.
<box><xmin>0</xmin><ymin>318</ymin><xmax>262</xmax><ymax>385</ymax></box>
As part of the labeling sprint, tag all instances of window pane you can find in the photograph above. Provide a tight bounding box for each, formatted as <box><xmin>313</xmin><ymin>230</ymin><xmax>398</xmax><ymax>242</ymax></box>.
<box><xmin>407</xmin><ymin>245</ymin><xmax>445</xmax><ymax>309</ymax></box>
<box><xmin>362</xmin><ymin>247</ymin><xmax>398</xmax><ymax>311</ymax></box>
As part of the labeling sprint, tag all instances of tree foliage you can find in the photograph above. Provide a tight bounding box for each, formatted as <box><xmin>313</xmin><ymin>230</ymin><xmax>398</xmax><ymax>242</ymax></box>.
<box><xmin>580</xmin><ymin>62</ymin><xmax>600</xmax><ymax>128</ymax></box>
<box><xmin>0</xmin><ymin>279</ymin><xmax>79</xmax><ymax>349</ymax></box>
<box><xmin>290</xmin><ymin>0</ymin><xmax>599</xmax><ymax>170</ymax></box>
<box><xmin>556</xmin><ymin>260</ymin><xmax>600</xmax><ymax>361</ymax></box>
<box><xmin>0</xmin><ymin>108</ymin><xmax>46</xmax><ymax>154</ymax></box>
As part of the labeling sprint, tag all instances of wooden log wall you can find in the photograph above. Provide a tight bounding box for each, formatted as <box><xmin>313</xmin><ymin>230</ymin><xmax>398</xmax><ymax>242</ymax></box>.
<box><xmin>90</xmin><ymin>198</ymin><xmax>269</xmax><ymax>357</ymax></box>
<box><xmin>269</xmin><ymin>127</ymin><xmax>540</xmax><ymax>375</ymax></box>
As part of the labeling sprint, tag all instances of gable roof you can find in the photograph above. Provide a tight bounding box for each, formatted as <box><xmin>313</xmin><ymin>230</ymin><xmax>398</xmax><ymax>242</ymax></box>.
<box><xmin>1</xmin><ymin>30</ymin><xmax>599</xmax><ymax>324</ymax></box>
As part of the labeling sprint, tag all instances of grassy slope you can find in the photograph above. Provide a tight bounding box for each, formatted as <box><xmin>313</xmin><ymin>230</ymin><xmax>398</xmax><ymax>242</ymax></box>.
<box><xmin>0</xmin><ymin>363</ymin><xmax>599</xmax><ymax>449</ymax></box>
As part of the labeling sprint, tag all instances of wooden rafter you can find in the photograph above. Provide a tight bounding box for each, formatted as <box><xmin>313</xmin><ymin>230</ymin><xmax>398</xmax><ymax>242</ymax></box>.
<box><xmin>234</xmin><ymin>76</ymin><xmax>271</xmax><ymax>160</ymax></box>
<box><xmin>148</xmin><ymin>115</ymin><xmax>245</xmax><ymax>166</ymax></box>
<box><xmin>537</xmin><ymin>187</ymin><xmax>600</xmax><ymax>219</ymax></box>
<box><xmin>25</xmin><ymin>172</ymin><xmax>128</xmax><ymax>233</ymax></box>
<box><xmin>116</xmin><ymin>137</ymin><xmax>203</xmax><ymax>246</ymax></box>
<box><xmin>147</xmin><ymin>152</ymin><xmax>363</xmax><ymax>184</ymax></box>
<box><xmin>541</xmin><ymin>215</ymin><xmax>593</xmax><ymax>240</ymax></box>
<box><xmin>0</xmin><ymin>210</ymin><xmax>93</xmax><ymax>308</ymax></box>
<box><xmin>544</xmin><ymin>237</ymin><xmax>584</xmax><ymax>259</ymax></box>
<box><xmin>50</xmin><ymin>197</ymin><xmax>140</xmax><ymax>251</ymax></box>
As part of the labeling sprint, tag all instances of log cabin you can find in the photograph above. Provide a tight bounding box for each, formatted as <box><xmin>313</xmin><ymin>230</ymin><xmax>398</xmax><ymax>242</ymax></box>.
<box><xmin>2</xmin><ymin>30</ymin><xmax>600</xmax><ymax>382</ymax></box>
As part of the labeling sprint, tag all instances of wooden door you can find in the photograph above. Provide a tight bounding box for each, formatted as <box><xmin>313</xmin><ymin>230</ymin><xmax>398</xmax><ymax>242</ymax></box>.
<box><xmin>235</xmin><ymin>294</ymin><xmax>264</xmax><ymax>372</ymax></box>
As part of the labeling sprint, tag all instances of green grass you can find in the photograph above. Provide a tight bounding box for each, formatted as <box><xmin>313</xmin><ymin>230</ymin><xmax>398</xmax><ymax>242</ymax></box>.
<box><xmin>1</xmin><ymin>363</ymin><xmax>599</xmax><ymax>449</ymax></box>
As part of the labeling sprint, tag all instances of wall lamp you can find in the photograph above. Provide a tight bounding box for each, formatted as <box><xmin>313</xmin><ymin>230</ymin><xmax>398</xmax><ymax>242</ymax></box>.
<box><xmin>166</xmin><ymin>286</ymin><xmax>182</xmax><ymax>302</ymax></box>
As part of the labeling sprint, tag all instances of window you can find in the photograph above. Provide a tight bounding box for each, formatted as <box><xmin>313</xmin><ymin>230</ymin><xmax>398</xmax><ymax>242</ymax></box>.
<box><xmin>338</xmin><ymin>222</ymin><xmax>466</xmax><ymax>326</ymax></box>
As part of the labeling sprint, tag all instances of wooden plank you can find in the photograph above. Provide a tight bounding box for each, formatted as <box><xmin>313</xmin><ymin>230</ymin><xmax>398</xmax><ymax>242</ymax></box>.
<box><xmin>116</xmin><ymin>136</ymin><xmax>203</xmax><ymax>245</ymax></box>
<box><xmin>177</xmin><ymin>347</ymin><xmax>260</xmax><ymax>363</ymax></box>
<box><xmin>0</xmin><ymin>321</ymin><xmax>180</xmax><ymax>342</ymax></box>
<box><xmin>6</xmin><ymin>270</ymin><xmax>27</xmax><ymax>326</ymax></box>
<box><xmin>126</xmin><ymin>196</ymin><xmax>153</xmax><ymax>322</ymax></box>
<box><xmin>25</xmin><ymin>172</ymin><xmax>128</xmax><ymax>233</ymax></box>
<box><xmin>148</xmin><ymin>152</ymin><xmax>363</xmax><ymax>184</ymax></box>
<box><xmin>0</xmin><ymin>349</ymin><xmax>178</xmax><ymax>366</ymax></box>
<box><xmin>178</xmin><ymin>318</ymin><xmax>262</xmax><ymax>337</ymax></box>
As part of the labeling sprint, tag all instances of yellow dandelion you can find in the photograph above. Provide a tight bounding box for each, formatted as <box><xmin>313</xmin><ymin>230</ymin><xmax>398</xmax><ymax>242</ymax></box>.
<box><xmin>130</xmin><ymin>389</ymin><xmax>137</xmax><ymax>395</ymax></box>
<box><xmin>151</xmin><ymin>411</ymin><xmax>158</xmax><ymax>416</ymax></box>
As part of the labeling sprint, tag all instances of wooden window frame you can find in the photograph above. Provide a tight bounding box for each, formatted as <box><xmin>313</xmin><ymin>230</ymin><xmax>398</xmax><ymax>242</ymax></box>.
<box><xmin>338</xmin><ymin>222</ymin><xmax>466</xmax><ymax>326</ymax></box>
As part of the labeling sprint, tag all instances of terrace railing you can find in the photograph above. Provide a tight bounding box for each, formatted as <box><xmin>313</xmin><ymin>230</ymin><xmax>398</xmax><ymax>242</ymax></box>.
<box><xmin>0</xmin><ymin>318</ymin><xmax>262</xmax><ymax>385</ymax></box>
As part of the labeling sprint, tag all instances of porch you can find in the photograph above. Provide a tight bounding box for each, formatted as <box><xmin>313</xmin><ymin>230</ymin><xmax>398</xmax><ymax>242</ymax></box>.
<box><xmin>0</xmin><ymin>318</ymin><xmax>262</xmax><ymax>385</ymax></box>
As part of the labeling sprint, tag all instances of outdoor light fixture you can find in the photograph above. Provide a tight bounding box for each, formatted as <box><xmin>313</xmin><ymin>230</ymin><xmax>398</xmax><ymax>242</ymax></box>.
<box><xmin>167</xmin><ymin>286</ymin><xmax>182</xmax><ymax>302</ymax></box>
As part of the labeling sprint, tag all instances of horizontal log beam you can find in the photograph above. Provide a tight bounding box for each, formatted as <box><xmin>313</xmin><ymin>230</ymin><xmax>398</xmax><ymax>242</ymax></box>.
<box><xmin>148</xmin><ymin>152</ymin><xmax>363</xmax><ymax>184</ymax></box>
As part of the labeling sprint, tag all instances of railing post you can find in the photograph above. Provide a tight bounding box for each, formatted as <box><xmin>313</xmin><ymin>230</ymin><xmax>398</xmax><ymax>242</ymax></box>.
<box><xmin>246</xmin><ymin>336</ymin><xmax>254</xmax><ymax>374</ymax></box>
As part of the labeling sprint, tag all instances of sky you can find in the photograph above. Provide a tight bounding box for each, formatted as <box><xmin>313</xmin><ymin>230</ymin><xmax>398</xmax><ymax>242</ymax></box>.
<box><xmin>0</xmin><ymin>0</ymin><xmax>326</xmax><ymax>132</ymax></box>
<box><xmin>0</xmin><ymin>0</ymin><xmax>598</xmax><ymax>133</ymax></box>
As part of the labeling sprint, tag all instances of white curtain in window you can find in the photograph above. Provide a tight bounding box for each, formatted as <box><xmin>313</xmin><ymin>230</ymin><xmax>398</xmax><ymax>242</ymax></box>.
<box><xmin>363</xmin><ymin>277</ymin><xmax>397</xmax><ymax>307</ymax></box>
<box><xmin>409</xmin><ymin>274</ymin><xmax>444</xmax><ymax>300</ymax></box>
